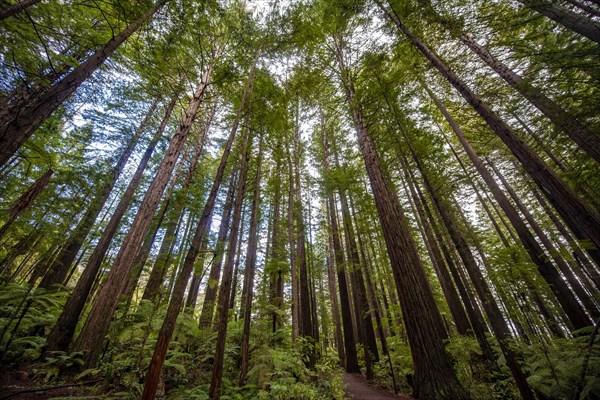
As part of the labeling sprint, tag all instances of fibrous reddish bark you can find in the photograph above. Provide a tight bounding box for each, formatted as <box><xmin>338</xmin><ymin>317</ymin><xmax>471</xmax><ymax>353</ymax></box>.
<box><xmin>73</xmin><ymin>68</ymin><xmax>211</xmax><ymax>367</ymax></box>
<box><xmin>333</xmin><ymin>33</ymin><xmax>469</xmax><ymax>399</ymax></box>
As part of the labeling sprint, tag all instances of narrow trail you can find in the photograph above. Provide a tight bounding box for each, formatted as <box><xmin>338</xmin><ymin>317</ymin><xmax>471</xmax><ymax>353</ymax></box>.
<box><xmin>343</xmin><ymin>373</ymin><xmax>413</xmax><ymax>400</ymax></box>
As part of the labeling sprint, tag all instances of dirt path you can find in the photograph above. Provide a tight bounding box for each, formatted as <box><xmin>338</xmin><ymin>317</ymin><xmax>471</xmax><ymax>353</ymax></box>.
<box><xmin>343</xmin><ymin>373</ymin><xmax>413</xmax><ymax>400</ymax></box>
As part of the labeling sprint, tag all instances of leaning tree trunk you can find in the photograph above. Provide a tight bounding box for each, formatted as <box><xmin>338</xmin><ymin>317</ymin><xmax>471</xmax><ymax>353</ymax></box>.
<box><xmin>38</xmin><ymin>100</ymin><xmax>158</xmax><ymax>289</ymax></box>
<box><xmin>207</xmin><ymin>127</ymin><xmax>252</xmax><ymax>400</ymax></box>
<box><xmin>488</xmin><ymin>159</ymin><xmax>599</xmax><ymax>322</ymax></box>
<box><xmin>0</xmin><ymin>169</ymin><xmax>53</xmax><ymax>239</ymax></box>
<box><xmin>426</xmin><ymin>88</ymin><xmax>593</xmax><ymax>330</ymax></box>
<box><xmin>140</xmin><ymin>62</ymin><xmax>254</xmax><ymax>400</ymax></box>
<box><xmin>196</xmin><ymin>173</ymin><xmax>237</xmax><ymax>328</ymax></box>
<box><xmin>417</xmin><ymin>0</ymin><xmax>600</xmax><ymax>163</ymax></box>
<box><xmin>0</xmin><ymin>0</ymin><xmax>167</xmax><ymax>168</ymax></box>
<box><xmin>239</xmin><ymin>136</ymin><xmax>263</xmax><ymax>386</ymax></box>
<box><xmin>73</xmin><ymin>68</ymin><xmax>211</xmax><ymax>367</ymax></box>
<box><xmin>402</xmin><ymin>173</ymin><xmax>471</xmax><ymax>336</ymax></box>
<box><xmin>375</xmin><ymin>0</ymin><xmax>600</xmax><ymax>257</ymax></box>
<box><xmin>517</xmin><ymin>0</ymin><xmax>600</xmax><ymax>44</ymax></box>
<box><xmin>141</xmin><ymin>114</ymin><xmax>212</xmax><ymax>302</ymax></box>
<box><xmin>333</xmin><ymin>34</ymin><xmax>469</xmax><ymax>399</ymax></box>
<box><xmin>563</xmin><ymin>0</ymin><xmax>600</xmax><ymax>18</ymax></box>
<box><xmin>44</xmin><ymin>98</ymin><xmax>175</xmax><ymax>353</ymax></box>
<box><xmin>0</xmin><ymin>0</ymin><xmax>43</xmax><ymax>21</ymax></box>
<box><xmin>412</xmin><ymin>146</ymin><xmax>534</xmax><ymax>399</ymax></box>
<box><xmin>455</xmin><ymin>32</ymin><xmax>600</xmax><ymax>163</ymax></box>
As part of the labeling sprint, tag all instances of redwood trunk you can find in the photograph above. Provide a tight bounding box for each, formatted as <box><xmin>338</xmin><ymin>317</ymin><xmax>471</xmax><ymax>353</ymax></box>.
<box><xmin>142</xmin><ymin>122</ymin><xmax>212</xmax><ymax>302</ymax></box>
<box><xmin>426</xmin><ymin>88</ymin><xmax>593</xmax><ymax>330</ymax></box>
<box><xmin>339</xmin><ymin>189</ymin><xmax>379</xmax><ymax>374</ymax></box>
<box><xmin>0</xmin><ymin>169</ymin><xmax>53</xmax><ymax>239</ymax></box>
<box><xmin>517</xmin><ymin>0</ymin><xmax>600</xmax><ymax>44</ymax></box>
<box><xmin>457</xmin><ymin>29</ymin><xmax>600</xmax><ymax>162</ymax></box>
<box><xmin>141</xmin><ymin>64</ymin><xmax>253</xmax><ymax>400</ymax></box>
<box><xmin>489</xmin><ymin>160</ymin><xmax>598</xmax><ymax>323</ymax></box>
<box><xmin>208</xmin><ymin>127</ymin><xmax>252</xmax><ymax>400</ymax></box>
<box><xmin>321</xmin><ymin>118</ymin><xmax>359</xmax><ymax>372</ymax></box>
<box><xmin>0</xmin><ymin>0</ymin><xmax>43</xmax><ymax>21</ymax></box>
<box><xmin>0</xmin><ymin>0</ymin><xmax>167</xmax><ymax>167</ymax></box>
<box><xmin>415</xmin><ymin>154</ymin><xmax>534</xmax><ymax>399</ymax></box>
<box><xmin>73</xmin><ymin>70</ymin><xmax>211</xmax><ymax>367</ymax></box>
<box><xmin>45</xmin><ymin>98</ymin><xmax>174</xmax><ymax>352</ymax></box>
<box><xmin>239</xmin><ymin>136</ymin><xmax>263</xmax><ymax>385</ymax></box>
<box><xmin>327</xmin><ymin>196</ymin><xmax>359</xmax><ymax>373</ymax></box>
<box><xmin>292</xmin><ymin>119</ymin><xmax>316</xmax><ymax>361</ymax></box>
<box><xmin>377</xmin><ymin>0</ymin><xmax>600</xmax><ymax>257</ymax></box>
<box><xmin>39</xmin><ymin>100</ymin><xmax>157</xmax><ymax>289</ymax></box>
<box><xmin>334</xmin><ymin>34</ymin><xmax>468</xmax><ymax>398</ymax></box>
<box><xmin>286</xmin><ymin>137</ymin><xmax>299</xmax><ymax>340</ymax></box>
<box><xmin>403</xmin><ymin>174</ymin><xmax>471</xmax><ymax>336</ymax></box>
<box><xmin>197</xmin><ymin>173</ymin><xmax>236</xmax><ymax>328</ymax></box>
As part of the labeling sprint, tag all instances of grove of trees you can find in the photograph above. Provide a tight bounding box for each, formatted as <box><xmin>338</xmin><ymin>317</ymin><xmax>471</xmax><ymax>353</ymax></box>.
<box><xmin>1</xmin><ymin>0</ymin><xmax>599</xmax><ymax>399</ymax></box>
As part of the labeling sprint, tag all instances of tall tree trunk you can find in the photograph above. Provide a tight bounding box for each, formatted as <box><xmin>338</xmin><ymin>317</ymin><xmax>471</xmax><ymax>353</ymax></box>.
<box><xmin>446</xmin><ymin>142</ymin><xmax>568</xmax><ymax>337</ymax></box>
<box><xmin>0</xmin><ymin>169</ymin><xmax>53</xmax><ymax>239</ymax></box>
<box><xmin>420</xmin><ymin>3</ymin><xmax>600</xmax><ymax>162</ymax></box>
<box><xmin>564</xmin><ymin>0</ymin><xmax>600</xmax><ymax>18</ymax></box>
<box><xmin>286</xmin><ymin>135</ymin><xmax>299</xmax><ymax>341</ymax></box>
<box><xmin>39</xmin><ymin>100</ymin><xmax>158</xmax><ymax>289</ymax></box>
<box><xmin>426</xmin><ymin>87</ymin><xmax>594</xmax><ymax>330</ymax></box>
<box><xmin>456</xmin><ymin>32</ymin><xmax>600</xmax><ymax>163</ymax></box>
<box><xmin>73</xmin><ymin>68</ymin><xmax>211</xmax><ymax>367</ymax></box>
<box><xmin>141</xmin><ymin>110</ymin><xmax>214</xmax><ymax>302</ymax></box>
<box><xmin>339</xmin><ymin>189</ymin><xmax>379</xmax><ymax>372</ymax></box>
<box><xmin>488</xmin><ymin>160</ymin><xmax>599</xmax><ymax>322</ymax></box>
<box><xmin>327</xmin><ymin>195</ymin><xmax>360</xmax><ymax>373</ymax></box>
<box><xmin>517</xmin><ymin>0</ymin><xmax>600</xmax><ymax>44</ymax></box>
<box><xmin>0</xmin><ymin>228</ymin><xmax>41</xmax><ymax>276</ymax></box>
<box><xmin>122</xmin><ymin>156</ymin><xmax>188</xmax><ymax>307</ymax></box>
<box><xmin>0</xmin><ymin>0</ymin><xmax>43</xmax><ymax>21</ymax></box>
<box><xmin>141</xmin><ymin>62</ymin><xmax>253</xmax><ymax>400</ymax></box>
<box><xmin>269</xmin><ymin>137</ymin><xmax>284</xmax><ymax>333</ymax></box>
<box><xmin>0</xmin><ymin>0</ymin><xmax>167</xmax><ymax>167</ymax></box>
<box><xmin>376</xmin><ymin>0</ymin><xmax>600</xmax><ymax>256</ymax></box>
<box><xmin>321</xmin><ymin>120</ymin><xmax>359</xmax><ymax>372</ymax></box>
<box><xmin>402</xmin><ymin>173</ymin><xmax>471</xmax><ymax>336</ymax></box>
<box><xmin>229</xmin><ymin>202</ymin><xmax>247</xmax><ymax>314</ymax></box>
<box><xmin>326</xmin><ymin>226</ymin><xmax>345</xmax><ymax>365</ymax></box>
<box><xmin>531</xmin><ymin>186</ymin><xmax>600</xmax><ymax>288</ymax></box>
<box><xmin>351</xmin><ymin>198</ymin><xmax>388</xmax><ymax>355</ymax></box>
<box><xmin>197</xmin><ymin>173</ymin><xmax>237</xmax><ymax>328</ymax></box>
<box><xmin>291</xmin><ymin>113</ymin><xmax>317</xmax><ymax>363</ymax></box>
<box><xmin>239</xmin><ymin>136</ymin><xmax>263</xmax><ymax>385</ymax></box>
<box><xmin>413</xmin><ymin>149</ymin><xmax>534</xmax><ymax>399</ymax></box>
<box><xmin>45</xmin><ymin>98</ymin><xmax>174</xmax><ymax>352</ymax></box>
<box><xmin>382</xmin><ymin>82</ymin><xmax>495</xmax><ymax>359</ymax></box>
<box><xmin>207</xmin><ymin>124</ymin><xmax>252</xmax><ymax>400</ymax></box>
<box><xmin>185</xmin><ymin>238</ymin><xmax>210</xmax><ymax>310</ymax></box>
<box><xmin>333</xmin><ymin>34</ymin><xmax>469</xmax><ymax>399</ymax></box>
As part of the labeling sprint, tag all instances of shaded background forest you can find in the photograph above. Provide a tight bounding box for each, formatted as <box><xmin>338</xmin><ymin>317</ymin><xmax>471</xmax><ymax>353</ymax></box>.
<box><xmin>0</xmin><ymin>0</ymin><xmax>599</xmax><ymax>398</ymax></box>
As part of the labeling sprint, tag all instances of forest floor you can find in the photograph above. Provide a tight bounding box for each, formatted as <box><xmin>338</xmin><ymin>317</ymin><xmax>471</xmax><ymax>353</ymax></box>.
<box><xmin>343</xmin><ymin>373</ymin><xmax>413</xmax><ymax>400</ymax></box>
